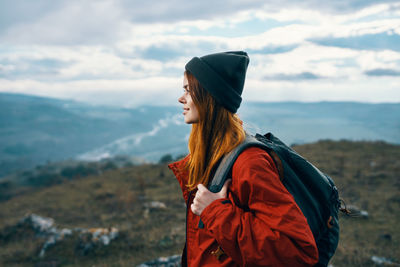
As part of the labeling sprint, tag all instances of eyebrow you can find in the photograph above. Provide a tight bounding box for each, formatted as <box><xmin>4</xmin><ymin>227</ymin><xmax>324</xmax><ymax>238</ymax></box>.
<box><xmin>183</xmin><ymin>84</ymin><xmax>189</xmax><ymax>89</ymax></box>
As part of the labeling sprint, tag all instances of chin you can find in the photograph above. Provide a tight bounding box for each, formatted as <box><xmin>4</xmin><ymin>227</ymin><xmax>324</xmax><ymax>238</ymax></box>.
<box><xmin>184</xmin><ymin>118</ymin><xmax>197</xmax><ymax>124</ymax></box>
<box><xmin>183</xmin><ymin>114</ymin><xmax>199</xmax><ymax>124</ymax></box>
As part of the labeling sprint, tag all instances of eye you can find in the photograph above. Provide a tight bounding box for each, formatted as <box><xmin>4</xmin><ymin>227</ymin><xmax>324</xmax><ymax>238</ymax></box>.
<box><xmin>183</xmin><ymin>88</ymin><xmax>191</xmax><ymax>94</ymax></box>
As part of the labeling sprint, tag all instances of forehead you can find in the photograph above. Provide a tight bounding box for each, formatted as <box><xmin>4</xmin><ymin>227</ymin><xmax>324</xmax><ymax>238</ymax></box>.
<box><xmin>183</xmin><ymin>75</ymin><xmax>188</xmax><ymax>85</ymax></box>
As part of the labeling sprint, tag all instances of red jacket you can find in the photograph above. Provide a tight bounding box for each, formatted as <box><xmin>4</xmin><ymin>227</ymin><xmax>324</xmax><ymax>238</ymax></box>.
<box><xmin>168</xmin><ymin>147</ymin><xmax>319</xmax><ymax>267</ymax></box>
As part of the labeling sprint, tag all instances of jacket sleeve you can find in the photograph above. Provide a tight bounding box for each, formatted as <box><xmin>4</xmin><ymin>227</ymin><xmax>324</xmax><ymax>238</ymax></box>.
<box><xmin>168</xmin><ymin>155</ymin><xmax>190</xmax><ymax>202</ymax></box>
<box><xmin>200</xmin><ymin>147</ymin><xmax>319</xmax><ymax>266</ymax></box>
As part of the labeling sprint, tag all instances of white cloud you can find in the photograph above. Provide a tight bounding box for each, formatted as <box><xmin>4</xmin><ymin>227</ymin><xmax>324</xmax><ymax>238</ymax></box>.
<box><xmin>243</xmin><ymin>76</ymin><xmax>400</xmax><ymax>103</ymax></box>
<box><xmin>1</xmin><ymin>0</ymin><xmax>127</xmax><ymax>45</ymax></box>
<box><xmin>1</xmin><ymin>0</ymin><xmax>399</xmax><ymax>105</ymax></box>
<box><xmin>357</xmin><ymin>50</ymin><xmax>400</xmax><ymax>71</ymax></box>
<box><xmin>0</xmin><ymin>77</ymin><xmax>182</xmax><ymax>107</ymax></box>
<box><xmin>248</xmin><ymin>44</ymin><xmax>359</xmax><ymax>78</ymax></box>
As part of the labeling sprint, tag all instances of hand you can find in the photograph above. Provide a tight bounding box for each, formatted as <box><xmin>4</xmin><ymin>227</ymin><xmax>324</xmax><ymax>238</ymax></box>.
<box><xmin>191</xmin><ymin>179</ymin><xmax>231</xmax><ymax>216</ymax></box>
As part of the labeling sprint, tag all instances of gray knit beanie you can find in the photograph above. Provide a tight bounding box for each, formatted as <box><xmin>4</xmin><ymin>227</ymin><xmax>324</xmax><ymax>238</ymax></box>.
<box><xmin>185</xmin><ymin>51</ymin><xmax>250</xmax><ymax>113</ymax></box>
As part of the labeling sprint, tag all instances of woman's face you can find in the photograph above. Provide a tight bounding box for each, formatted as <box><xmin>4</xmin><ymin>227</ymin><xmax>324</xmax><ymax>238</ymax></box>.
<box><xmin>179</xmin><ymin>75</ymin><xmax>199</xmax><ymax>124</ymax></box>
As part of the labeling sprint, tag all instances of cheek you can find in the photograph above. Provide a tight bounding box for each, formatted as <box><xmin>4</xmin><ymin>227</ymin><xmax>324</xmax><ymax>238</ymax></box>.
<box><xmin>189</xmin><ymin>100</ymin><xmax>197</xmax><ymax>113</ymax></box>
<box><xmin>187</xmin><ymin>97</ymin><xmax>195</xmax><ymax>109</ymax></box>
<box><xmin>188</xmin><ymin>99</ymin><xmax>194</xmax><ymax>109</ymax></box>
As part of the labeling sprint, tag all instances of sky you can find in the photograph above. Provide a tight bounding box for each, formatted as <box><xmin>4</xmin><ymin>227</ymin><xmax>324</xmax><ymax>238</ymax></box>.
<box><xmin>0</xmin><ymin>0</ymin><xmax>399</xmax><ymax>107</ymax></box>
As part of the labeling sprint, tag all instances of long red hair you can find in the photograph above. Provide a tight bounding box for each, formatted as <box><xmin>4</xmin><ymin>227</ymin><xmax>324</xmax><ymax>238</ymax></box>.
<box><xmin>185</xmin><ymin>70</ymin><xmax>245</xmax><ymax>191</ymax></box>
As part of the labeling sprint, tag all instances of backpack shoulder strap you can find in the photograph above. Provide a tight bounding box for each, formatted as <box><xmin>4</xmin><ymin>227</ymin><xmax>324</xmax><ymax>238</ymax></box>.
<box><xmin>198</xmin><ymin>133</ymin><xmax>266</xmax><ymax>229</ymax></box>
<box><xmin>207</xmin><ymin>133</ymin><xmax>270</xmax><ymax>193</ymax></box>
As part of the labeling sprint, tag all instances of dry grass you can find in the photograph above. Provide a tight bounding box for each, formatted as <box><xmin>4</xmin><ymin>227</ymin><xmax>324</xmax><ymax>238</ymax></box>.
<box><xmin>0</xmin><ymin>164</ymin><xmax>185</xmax><ymax>266</ymax></box>
<box><xmin>0</xmin><ymin>140</ymin><xmax>399</xmax><ymax>266</ymax></box>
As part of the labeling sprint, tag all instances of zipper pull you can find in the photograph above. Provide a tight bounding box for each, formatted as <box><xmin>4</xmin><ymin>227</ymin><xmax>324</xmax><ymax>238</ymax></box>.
<box><xmin>211</xmin><ymin>245</ymin><xmax>225</xmax><ymax>261</ymax></box>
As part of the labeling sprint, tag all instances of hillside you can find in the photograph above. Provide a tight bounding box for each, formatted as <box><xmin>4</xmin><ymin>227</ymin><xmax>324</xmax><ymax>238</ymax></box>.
<box><xmin>1</xmin><ymin>92</ymin><xmax>399</xmax><ymax>179</ymax></box>
<box><xmin>0</xmin><ymin>92</ymin><xmax>182</xmax><ymax>177</ymax></box>
<box><xmin>0</xmin><ymin>140</ymin><xmax>399</xmax><ymax>266</ymax></box>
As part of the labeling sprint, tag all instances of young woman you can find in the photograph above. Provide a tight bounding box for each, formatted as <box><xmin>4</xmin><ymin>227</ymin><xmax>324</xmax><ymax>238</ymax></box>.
<box><xmin>168</xmin><ymin>51</ymin><xmax>318</xmax><ymax>266</ymax></box>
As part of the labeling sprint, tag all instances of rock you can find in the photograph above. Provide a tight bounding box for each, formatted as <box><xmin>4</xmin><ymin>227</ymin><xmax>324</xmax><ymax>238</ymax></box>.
<box><xmin>17</xmin><ymin>214</ymin><xmax>70</xmax><ymax>258</ymax></box>
<box><xmin>144</xmin><ymin>201</ymin><xmax>167</xmax><ymax>210</ymax></box>
<box><xmin>81</xmin><ymin>227</ymin><xmax>119</xmax><ymax>246</ymax></box>
<box><xmin>371</xmin><ymin>255</ymin><xmax>400</xmax><ymax>266</ymax></box>
<box><xmin>76</xmin><ymin>227</ymin><xmax>119</xmax><ymax>255</ymax></box>
<box><xmin>19</xmin><ymin>213</ymin><xmax>54</xmax><ymax>234</ymax></box>
<box><xmin>137</xmin><ymin>254</ymin><xmax>181</xmax><ymax>267</ymax></box>
<box><xmin>12</xmin><ymin>213</ymin><xmax>119</xmax><ymax>258</ymax></box>
<box><xmin>60</xmin><ymin>228</ymin><xmax>73</xmax><ymax>237</ymax></box>
<box><xmin>143</xmin><ymin>201</ymin><xmax>167</xmax><ymax>219</ymax></box>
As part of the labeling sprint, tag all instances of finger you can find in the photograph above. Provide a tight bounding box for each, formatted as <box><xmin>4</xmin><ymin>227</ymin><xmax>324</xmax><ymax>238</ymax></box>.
<box><xmin>197</xmin><ymin>183</ymin><xmax>207</xmax><ymax>192</ymax></box>
<box><xmin>219</xmin><ymin>179</ymin><xmax>232</xmax><ymax>197</ymax></box>
<box><xmin>191</xmin><ymin>203</ymin><xmax>200</xmax><ymax>216</ymax></box>
<box><xmin>190</xmin><ymin>203</ymin><xmax>197</xmax><ymax>214</ymax></box>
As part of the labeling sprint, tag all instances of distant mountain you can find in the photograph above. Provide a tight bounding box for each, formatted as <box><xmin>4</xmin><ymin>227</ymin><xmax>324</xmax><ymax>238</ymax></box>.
<box><xmin>1</xmin><ymin>92</ymin><xmax>399</xmax><ymax>178</ymax></box>
<box><xmin>0</xmin><ymin>93</ymin><xmax>185</xmax><ymax>177</ymax></box>
<box><xmin>239</xmin><ymin>101</ymin><xmax>400</xmax><ymax>145</ymax></box>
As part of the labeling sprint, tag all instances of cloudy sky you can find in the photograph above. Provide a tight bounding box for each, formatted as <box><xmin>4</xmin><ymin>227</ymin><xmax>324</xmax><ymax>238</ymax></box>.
<box><xmin>0</xmin><ymin>0</ymin><xmax>399</xmax><ymax>107</ymax></box>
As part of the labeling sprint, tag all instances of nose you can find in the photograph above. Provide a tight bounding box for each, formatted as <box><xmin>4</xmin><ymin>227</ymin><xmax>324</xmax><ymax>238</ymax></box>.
<box><xmin>178</xmin><ymin>93</ymin><xmax>186</xmax><ymax>104</ymax></box>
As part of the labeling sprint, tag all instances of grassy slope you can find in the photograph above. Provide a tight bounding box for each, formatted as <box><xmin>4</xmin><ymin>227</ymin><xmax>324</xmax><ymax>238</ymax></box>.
<box><xmin>0</xmin><ymin>164</ymin><xmax>186</xmax><ymax>266</ymax></box>
<box><xmin>0</xmin><ymin>140</ymin><xmax>399</xmax><ymax>266</ymax></box>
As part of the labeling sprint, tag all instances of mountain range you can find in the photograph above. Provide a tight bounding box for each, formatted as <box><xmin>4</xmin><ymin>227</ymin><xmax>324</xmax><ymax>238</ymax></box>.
<box><xmin>1</xmin><ymin>92</ymin><xmax>399</xmax><ymax>178</ymax></box>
